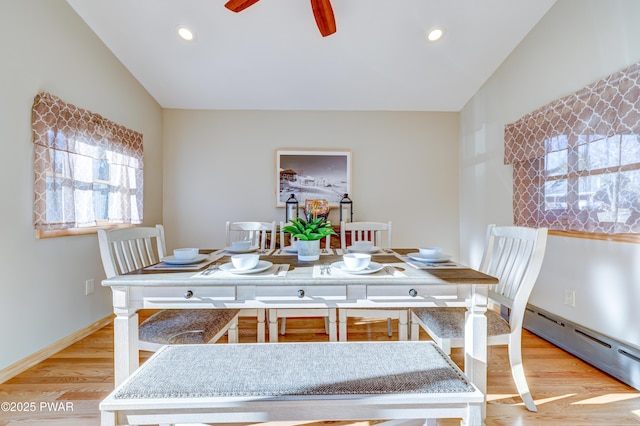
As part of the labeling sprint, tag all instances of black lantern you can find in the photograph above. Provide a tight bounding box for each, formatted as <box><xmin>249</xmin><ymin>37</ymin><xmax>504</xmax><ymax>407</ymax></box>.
<box><xmin>340</xmin><ymin>193</ymin><xmax>353</xmax><ymax>223</ymax></box>
<box><xmin>285</xmin><ymin>194</ymin><xmax>299</xmax><ymax>223</ymax></box>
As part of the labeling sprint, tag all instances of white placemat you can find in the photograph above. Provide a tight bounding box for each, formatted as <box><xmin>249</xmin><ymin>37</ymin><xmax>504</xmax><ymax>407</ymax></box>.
<box><xmin>312</xmin><ymin>264</ymin><xmax>406</xmax><ymax>278</ymax></box>
<box><xmin>192</xmin><ymin>263</ymin><xmax>289</xmax><ymax>278</ymax></box>
<box><xmin>399</xmin><ymin>256</ymin><xmax>467</xmax><ymax>270</ymax></box>
<box><xmin>144</xmin><ymin>253</ymin><xmax>224</xmax><ymax>271</ymax></box>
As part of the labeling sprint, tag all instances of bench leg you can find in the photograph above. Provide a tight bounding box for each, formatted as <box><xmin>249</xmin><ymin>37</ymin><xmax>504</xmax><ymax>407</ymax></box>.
<box><xmin>100</xmin><ymin>410</ymin><xmax>115</xmax><ymax>426</ymax></box>
<box><xmin>463</xmin><ymin>403</ymin><xmax>483</xmax><ymax>426</ymax></box>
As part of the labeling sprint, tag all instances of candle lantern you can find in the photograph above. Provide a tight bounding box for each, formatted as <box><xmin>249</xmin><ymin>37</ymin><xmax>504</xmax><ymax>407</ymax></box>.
<box><xmin>285</xmin><ymin>194</ymin><xmax>299</xmax><ymax>223</ymax></box>
<box><xmin>340</xmin><ymin>193</ymin><xmax>353</xmax><ymax>223</ymax></box>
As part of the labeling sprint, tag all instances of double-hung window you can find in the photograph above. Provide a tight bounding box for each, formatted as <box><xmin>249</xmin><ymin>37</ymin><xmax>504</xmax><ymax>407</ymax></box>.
<box><xmin>32</xmin><ymin>92</ymin><xmax>144</xmax><ymax>237</ymax></box>
<box><xmin>505</xmin><ymin>62</ymin><xmax>640</xmax><ymax>238</ymax></box>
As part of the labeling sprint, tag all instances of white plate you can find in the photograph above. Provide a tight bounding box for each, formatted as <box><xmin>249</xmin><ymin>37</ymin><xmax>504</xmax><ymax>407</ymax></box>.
<box><xmin>347</xmin><ymin>245</ymin><xmax>380</xmax><ymax>254</ymax></box>
<box><xmin>282</xmin><ymin>245</ymin><xmax>298</xmax><ymax>253</ymax></box>
<box><xmin>224</xmin><ymin>245</ymin><xmax>259</xmax><ymax>254</ymax></box>
<box><xmin>331</xmin><ymin>261</ymin><xmax>384</xmax><ymax>274</ymax></box>
<box><xmin>219</xmin><ymin>260</ymin><xmax>273</xmax><ymax>274</ymax></box>
<box><xmin>161</xmin><ymin>254</ymin><xmax>209</xmax><ymax>265</ymax></box>
<box><xmin>407</xmin><ymin>253</ymin><xmax>452</xmax><ymax>263</ymax></box>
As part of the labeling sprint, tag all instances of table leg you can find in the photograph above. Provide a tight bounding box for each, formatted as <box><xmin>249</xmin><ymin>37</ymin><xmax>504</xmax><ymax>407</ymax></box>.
<box><xmin>464</xmin><ymin>284</ymin><xmax>488</xmax><ymax>420</ymax></box>
<box><xmin>112</xmin><ymin>287</ymin><xmax>139</xmax><ymax>387</ymax></box>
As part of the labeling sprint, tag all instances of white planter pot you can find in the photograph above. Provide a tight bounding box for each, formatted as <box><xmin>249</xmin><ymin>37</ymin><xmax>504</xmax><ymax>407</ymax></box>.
<box><xmin>296</xmin><ymin>239</ymin><xmax>320</xmax><ymax>261</ymax></box>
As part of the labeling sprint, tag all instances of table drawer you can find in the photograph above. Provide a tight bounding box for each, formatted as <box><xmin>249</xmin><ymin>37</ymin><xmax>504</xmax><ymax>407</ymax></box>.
<box><xmin>256</xmin><ymin>285</ymin><xmax>347</xmax><ymax>301</ymax></box>
<box><xmin>142</xmin><ymin>286</ymin><xmax>237</xmax><ymax>301</ymax></box>
<box><xmin>366</xmin><ymin>285</ymin><xmax>458</xmax><ymax>301</ymax></box>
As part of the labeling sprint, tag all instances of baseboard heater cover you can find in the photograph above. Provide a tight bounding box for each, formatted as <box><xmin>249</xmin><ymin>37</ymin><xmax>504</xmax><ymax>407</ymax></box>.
<box><xmin>524</xmin><ymin>304</ymin><xmax>640</xmax><ymax>391</ymax></box>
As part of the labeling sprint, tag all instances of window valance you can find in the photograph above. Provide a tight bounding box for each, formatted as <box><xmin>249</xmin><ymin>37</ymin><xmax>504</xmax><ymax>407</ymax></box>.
<box><xmin>32</xmin><ymin>92</ymin><xmax>144</xmax><ymax>231</ymax></box>
<box><xmin>503</xmin><ymin>62</ymin><xmax>640</xmax><ymax>235</ymax></box>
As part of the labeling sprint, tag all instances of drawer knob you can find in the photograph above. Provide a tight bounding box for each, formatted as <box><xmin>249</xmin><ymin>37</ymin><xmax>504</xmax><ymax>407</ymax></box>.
<box><xmin>409</xmin><ymin>288</ymin><xmax>418</xmax><ymax>297</ymax></box>
<box><xmin>297</xmin><ymin>289</ymin><xmax>305</xmax><ymax>298</ymax></box>
<box><xmin>184</xmin><ymin>290</ymin><xmax>194</xmax><ymax>299</ymax></box>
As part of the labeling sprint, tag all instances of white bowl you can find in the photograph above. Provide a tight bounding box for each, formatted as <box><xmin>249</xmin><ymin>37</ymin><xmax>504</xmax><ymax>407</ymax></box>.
<box><xmin>419</xmin><ymin>246</ymin><xmax>443</xmax><ymax>258</ymax></box>
<box><xmin>231</xmin><ymin>253</ymin><xmax>259</xmax><ymax>271</ymax></box>
<box><xmin>173</xmin><ymin>248</ymin><xmax>199</xmax><ymax>260</ymax></box>
<box><xmin>352</xmin><ymin>241</ymin><xmax>374</xmax><ymax>251</ymax></box>
<box><xmin>343</xmin><ymin>253</ymin><xmax>371</xmax><ymax>271</ymax></box>
<box><xmin>231</xmin><ymin>240</ymin><xmax>252</xmax><ymax>251</ymax></box>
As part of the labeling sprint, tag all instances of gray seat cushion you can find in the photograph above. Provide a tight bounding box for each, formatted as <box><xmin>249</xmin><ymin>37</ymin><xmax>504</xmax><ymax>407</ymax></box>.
<box><xmin>412</xmin><ymin>307</ymin><xmax>510</xmax><ymax>339</ymax></box>
<box><xmin>113</xmin><ymin>341</ymin><xmax>476</xmax><ymax>400</ymax></box>
<box><xmin>139</xmin><ymin>309</ymin><xmax>240</xmax><ymax>345</ymax></box>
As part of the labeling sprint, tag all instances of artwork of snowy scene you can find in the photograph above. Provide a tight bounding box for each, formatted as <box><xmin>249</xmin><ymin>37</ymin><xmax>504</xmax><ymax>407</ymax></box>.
<box><xmin>278</xmin><ymin>151</ymin><xmax>350</xmax><ymax>207</ymax></box>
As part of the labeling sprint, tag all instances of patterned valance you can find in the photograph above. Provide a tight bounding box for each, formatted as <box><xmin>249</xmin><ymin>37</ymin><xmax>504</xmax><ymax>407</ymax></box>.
<box><xmin>505</xmin><ymin>62</ymin><xmax>640</xmax><ymax>165</ymax></box>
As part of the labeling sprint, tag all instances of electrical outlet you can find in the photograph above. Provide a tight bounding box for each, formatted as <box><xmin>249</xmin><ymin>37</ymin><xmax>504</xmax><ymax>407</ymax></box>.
<box><xmin>564</xmin><ymin>289</ymin><xmax>575</xmax><ymax>307</ymax></box>
<box><xmin>85</xmin><ymin>279</ymin><xmax>95</xmax><ymax>295</ymax></box>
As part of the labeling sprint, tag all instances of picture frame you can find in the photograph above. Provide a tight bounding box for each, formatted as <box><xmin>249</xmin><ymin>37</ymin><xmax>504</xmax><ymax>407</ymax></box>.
<box><xmin>276</xmin><ymin>149</ymin><xmax>352</xmax><ymax>207</ymax></box>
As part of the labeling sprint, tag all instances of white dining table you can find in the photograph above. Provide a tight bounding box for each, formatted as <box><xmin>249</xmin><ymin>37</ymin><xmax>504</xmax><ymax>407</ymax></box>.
<box><xmin>102</xmin><ymin>249</ymin><xmax>497</xmax><ymax>419</ymax></box>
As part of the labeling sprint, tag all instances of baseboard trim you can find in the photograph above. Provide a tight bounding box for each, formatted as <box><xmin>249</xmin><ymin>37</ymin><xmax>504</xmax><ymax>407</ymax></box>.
<box><xmin>524</xmin><ymin>304</ymin><xmax>640</xmax><ymax>391</ymax></box>
<box><xmin>0</xmin><ymin>314</ymin><xmax>114</xmax><ymax>384</ymax></box>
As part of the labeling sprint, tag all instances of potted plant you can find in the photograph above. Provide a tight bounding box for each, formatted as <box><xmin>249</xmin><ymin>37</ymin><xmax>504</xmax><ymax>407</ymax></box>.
<box><xmin>282</xmin><ymin>217</ymin><xmax>336</xmax><ymax>261</ymax></box>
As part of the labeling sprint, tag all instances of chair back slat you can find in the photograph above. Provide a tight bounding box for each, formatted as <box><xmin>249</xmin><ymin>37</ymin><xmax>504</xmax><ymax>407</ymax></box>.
<box><xmin>98</xmin><ymin>226</ymin><xmax>166</xmax><ymax>278</ymax></box>
<box><xmin>225</xmin><ymin>221</ymin><xmax>276</xmax><ymax>250</ymax></box>
<box><xmin>340</xmin><ymin>221</ymin><xmax>392</xmax><ymax>249</ymax></box>
<box><xmin>478</xmin><ymin>225</ymin><xmax>548</xmax><ymax>329</ymax></box>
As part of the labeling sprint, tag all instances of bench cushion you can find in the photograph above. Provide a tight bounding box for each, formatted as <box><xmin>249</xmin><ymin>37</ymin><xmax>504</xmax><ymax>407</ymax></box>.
<box><xmin>113</xmin><ymin>341</ymin><xmax>475</xmax><ymax>400</ymax></box>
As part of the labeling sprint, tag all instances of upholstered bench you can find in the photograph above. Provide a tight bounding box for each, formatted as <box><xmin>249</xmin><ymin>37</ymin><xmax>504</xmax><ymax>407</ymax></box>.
<box><xmin>100</xmin><ymin>341</ymin><xmax>484</xmax><ymax>426</ymax></box>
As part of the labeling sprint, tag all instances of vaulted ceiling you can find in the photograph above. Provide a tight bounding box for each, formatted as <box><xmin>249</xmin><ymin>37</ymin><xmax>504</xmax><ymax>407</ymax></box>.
<box><xmin>66</xmin><ymin>0</ymin><xmax>556</xmax><ymax>111</ymax></box>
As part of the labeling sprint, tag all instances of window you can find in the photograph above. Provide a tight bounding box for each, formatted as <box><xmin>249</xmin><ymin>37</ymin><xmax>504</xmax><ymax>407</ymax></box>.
<box><xmin>32</xmin><ymin>93</ymin><xmax>143</xmax><ymax>236</ymax></box>
<box><xmin>505</xmin><ymin>62</ymin><xmax>640</xmax><ymax>236</ymax></box>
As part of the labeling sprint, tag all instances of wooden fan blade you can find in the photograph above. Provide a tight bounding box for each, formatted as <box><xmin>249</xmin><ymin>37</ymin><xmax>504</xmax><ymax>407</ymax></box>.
<box><xmin>310</xmin><ymin>0</ymin><xmax>336</xmax><ymax>37</ymax></box>
<box><xmin>225</xmin><ymin>0</ymin><xmax>260</xmax><ymax>13</ymax></box>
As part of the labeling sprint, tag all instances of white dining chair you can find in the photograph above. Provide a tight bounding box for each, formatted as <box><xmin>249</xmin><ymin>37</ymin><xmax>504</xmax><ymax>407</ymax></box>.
<box><xmin>340</xmin><ymin>221</ymin><xmax>392</xmax><ymax>250</ymax></box>
<box><xmin>409</xmin><ymin>224</ymin><xmax>548</xmax><ymax>412</ymax></box>
<box><xmin>337</xmin><ymin>221</ymin><xmax>406</xmax><ymax>341</ymax></box>
<box><xmin>225</xmin><ymin>221</ymin><xmax>276</xmax><ymax>251</ymax></box>
<box><xmin>97</xmin><ymin>225</ymin><xmax>241</xmax><ymax>351</ymax></box>
<box><xmin>272</xmin><ymin>221</ymin><xmax>335</xmax><ymax>341</ymax></box>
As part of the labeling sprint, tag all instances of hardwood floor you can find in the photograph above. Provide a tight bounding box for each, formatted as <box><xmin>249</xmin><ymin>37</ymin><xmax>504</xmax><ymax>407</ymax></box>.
<box><xmin>1</xmin><ymin>312</ymin><xmax>638</xmax><ymax>425</ymax></box>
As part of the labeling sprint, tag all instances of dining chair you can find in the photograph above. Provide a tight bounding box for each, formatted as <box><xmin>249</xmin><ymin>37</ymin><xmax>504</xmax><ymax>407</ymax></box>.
<box><xmin>272</xmin><ymin>221</ymin><xmax>335</xmax><ymax>341</ymax></box>
<box><xmin>225</xmin><ymin>221</ymin><xmax>276</xmax><ymax>251</ymax></box>
<box><xmin>97</xmin><ymin>225</ymin><xmax>241</xmax><ymax>352</ymax></box>
<box><xmin>409</xmin><ymin>224</ymin><xmax>548</xmax><ymax>412</ymax></box>
<box><xmin>340</xmin><ymin>221</ymin><xmax>392</xmax><ymax>250</ymax></box>
<box><xmin>337</xmin><ymin>221</ymin><xmax>406</xmax><ymax>341</ymax></box>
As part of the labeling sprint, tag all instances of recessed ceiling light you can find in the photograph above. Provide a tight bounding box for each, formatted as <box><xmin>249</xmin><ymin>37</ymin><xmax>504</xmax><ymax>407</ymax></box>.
<box><xmin>427</xmin><ymin>27</ymin><xmax>445</xmax><ymax>42</ymax></box>
<box><xmin>177</xmin><ymin>26</ymin><xmax>194</xmax><ymax>41</ymax></box>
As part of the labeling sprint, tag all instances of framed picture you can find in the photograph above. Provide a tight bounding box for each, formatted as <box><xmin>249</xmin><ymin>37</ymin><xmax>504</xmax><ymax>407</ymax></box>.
<box><xmin>276</xmin><ymin>149</ymin><xmax>351</xmax><ymax>207</ymax></box>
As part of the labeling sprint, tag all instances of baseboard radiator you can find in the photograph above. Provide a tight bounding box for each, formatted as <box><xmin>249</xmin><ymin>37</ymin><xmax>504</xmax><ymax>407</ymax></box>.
<box><xmin>524</xmin><ymin>304</ymin><xmax>640</xmax><ymax>391</ymax></box>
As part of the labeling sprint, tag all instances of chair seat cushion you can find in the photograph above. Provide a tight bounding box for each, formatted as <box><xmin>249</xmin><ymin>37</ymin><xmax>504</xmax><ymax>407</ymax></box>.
<box><xmin>412</xmin><ymin>307</ymin><xmax>510</xmax><ymax>339</ymax></box>
<box><xmin>139</xmin><ymin>309</ymin><xmax>240</xmax><ymax>345</ymax></box>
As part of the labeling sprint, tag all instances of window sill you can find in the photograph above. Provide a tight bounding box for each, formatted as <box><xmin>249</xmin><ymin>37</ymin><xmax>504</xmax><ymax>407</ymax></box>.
<box><xmin>36</xmin><ymin>224</ymin><xmax>134</xmax><ymax>239</ymax></box>
<box><xmin>549</xmin><ymin>229</ymin><xmax>640</xmax><ymax>244</ymax></box>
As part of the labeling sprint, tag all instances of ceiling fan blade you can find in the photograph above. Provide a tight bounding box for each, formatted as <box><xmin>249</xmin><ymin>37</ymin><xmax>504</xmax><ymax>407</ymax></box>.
<box><xmin>225</xmin><ymin>0</ymin><xmax>260</xmax><ymax>13</ymax></box>
<box><xmin>310</xmin><ymin>0</ymin><xmax>336</xmax><ymax>37</ymax></box>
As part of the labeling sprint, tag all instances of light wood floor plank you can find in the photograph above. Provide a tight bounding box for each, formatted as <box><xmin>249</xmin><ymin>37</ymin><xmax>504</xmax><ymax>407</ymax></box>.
<box><xmin>0</xmin><ymin>311</ymin><xmax>638</xmax><ymax>425</ymax></box>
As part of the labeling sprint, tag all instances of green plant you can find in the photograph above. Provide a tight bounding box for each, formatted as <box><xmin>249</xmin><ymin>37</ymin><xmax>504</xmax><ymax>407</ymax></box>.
<box><xmin>282</xmin><ymin>217</ymin><xmax>336</xmax><ymax>241</ymax></box>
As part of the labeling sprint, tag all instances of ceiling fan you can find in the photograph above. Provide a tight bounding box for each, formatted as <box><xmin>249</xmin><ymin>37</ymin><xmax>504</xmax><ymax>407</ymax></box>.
<box><xmin>224</xmin><ymin>0</ymin><xmax>337</xmax><ymax>37</ymax></box>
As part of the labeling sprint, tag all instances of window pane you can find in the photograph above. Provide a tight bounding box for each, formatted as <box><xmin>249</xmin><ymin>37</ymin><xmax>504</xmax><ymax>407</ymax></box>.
<box><xmin>621</xmin><ymin>134</ymin><xmax>640</xmax><ymax>166</ymax></box>
<box><xmin>578</xmin><ymin>135</ymin><xmax>620</xmax><ymax>171</ymax></box>
<box><xmin>545</xmin><ymin>179</ymin><xmax>567</xmax><ymax>210</ymax></box>
<box><xmin>545</xmin><ymin>149</ymin><xmax>567</xmax><ymax>177</ymax></box>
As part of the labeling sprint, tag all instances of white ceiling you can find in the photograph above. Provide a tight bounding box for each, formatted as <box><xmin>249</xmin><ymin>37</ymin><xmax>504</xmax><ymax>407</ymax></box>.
<box><xmin>66</xmin><ymin>0</ymin><xmax>556</xmax><ymax>111</ymax></box>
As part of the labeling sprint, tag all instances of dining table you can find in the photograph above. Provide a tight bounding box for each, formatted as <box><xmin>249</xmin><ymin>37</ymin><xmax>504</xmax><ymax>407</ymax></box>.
<box><xmin>102</xmin><ymin>247</ymin><xmax>498</xmax><ymax>419</ymax></box>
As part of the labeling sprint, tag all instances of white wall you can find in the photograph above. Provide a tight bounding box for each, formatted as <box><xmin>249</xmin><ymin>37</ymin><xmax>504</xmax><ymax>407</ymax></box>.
<box><xmin>0</xmin><ymin>0</ymin><xmax>163</xmax><ymax>371</ymax></box>
<box><xmin>459</xmin><ymin>0</ymin><xmax>640</xmax><ymax>348</ymax></box>
<box><xmin>162</xmin><ymin>109</ymin><xmax>460</xmax><ymax>254</ymax></box>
